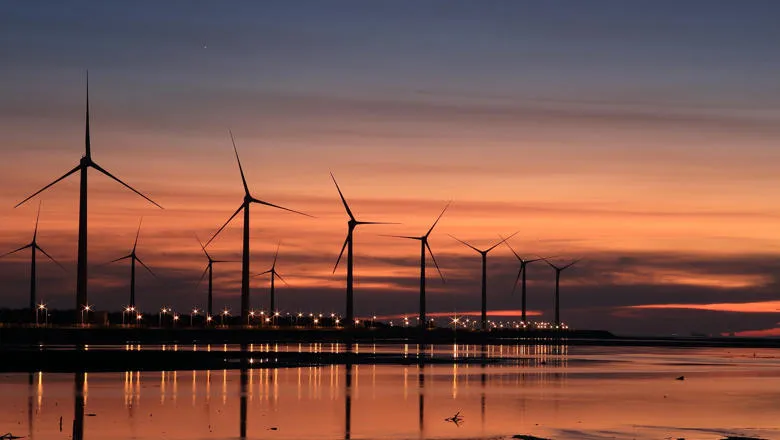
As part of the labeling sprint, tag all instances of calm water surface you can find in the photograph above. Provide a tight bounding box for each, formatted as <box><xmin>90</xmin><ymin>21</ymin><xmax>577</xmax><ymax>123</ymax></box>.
<box><xmin>2</xmin><ymin>345</ymin><xmax>779</xmax><ymax>439</ymax></box>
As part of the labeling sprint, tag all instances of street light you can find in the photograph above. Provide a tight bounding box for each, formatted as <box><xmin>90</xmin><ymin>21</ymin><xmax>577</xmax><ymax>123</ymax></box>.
<box><xmin>81</xmin><ymin>305</ymin><xmax>92</xmax><ymax>325</ymax></box>
<box><xmin>249</xmin><ymin>310</ymin><xmax>256</xmax><ymax>325</ymax></box>
<box><xmin>190</xmin><ymin>308</ymin><xmax>199</xmax><ymax>326</ymax></box>
<box><xmin>157</xmin><ymin>306</ymin><xmax>171</xmax><ymax>327</ymax></box>
<box><xmin>221</xmin><ymin>308</ymin><xmax>230</xmax><ymax>326</ymax></box>
<box><xmin>122</xmin><ymin>306</ymin><xmax>134</xmax><ymax>325</ymax></box>
<box><xmin>173</xmin><ymin>314</ymin><xmax>180</xmax><ymax>326</ymax></box>
<box><xmin>36</xmin><ymin>303</ymin><xmax>47</xmax><ymax>326</ymax></box>
<box><xmin>206</xmin><ymin>315</ymin><xmax>213</xmax><ymax>326</ymax></box>
<box><xmin>136</xmin><ymin>313</ymin><xmax>143</xmax><ymax>324</ymax></box>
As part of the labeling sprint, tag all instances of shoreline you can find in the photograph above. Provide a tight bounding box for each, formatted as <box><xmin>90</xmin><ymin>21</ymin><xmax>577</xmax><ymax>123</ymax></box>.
<box><xmin>1</xmin><ymin>326</ymin><xmax>779</xmax><ymax>373</ymax></box>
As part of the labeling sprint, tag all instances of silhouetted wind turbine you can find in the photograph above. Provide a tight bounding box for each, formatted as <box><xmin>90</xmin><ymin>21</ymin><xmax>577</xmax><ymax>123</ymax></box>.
<box><xmin>14</xmin><ymin>73</ymin><xmax>162</xmax><ymax>318</ymax></box>
<box><xmin>449</xmin><ymin>232</ymin><xmax>518</xmax><ymax>331</ymax></box>
<box><xmin>107</xmin><ymin>218</ymin><xmax>154</xmax><ymax>310</ymax></box>
<box><xmin>207</xmin><ymin>131</ymin><xmax>310</xmax><ymax>322</ymax></box>
<box><xmin>501</xmin><ymin>237</ymin><xmax>543</xmax><ymax>322</ymax></box>
<box><xmin>331</xmin><ymin>173</ymin><xmax>396</xmax><ymax>326</ymax></box>
<box><xmin>544</xmin><ymin>258</ymin><xmax>580</xmax><ymax>326</ymax></box>
<box><xmin>196</xmin><ymin>235</ymin><xmax>235</xmax><ymax>318</ymax></box>
<box><xmin>0</xmin><ymin>202</ymin><xmax>64</xmax><ymax>316</ymax></box>
<box><xmin>383</xmin><ymin>202</ymin><xmax>450</xmax><ymax>329</ymax></box>
<box><xmin>252</xmin><ymin>242</ymin><xmax>288</xmax><ymax>316</ymax></box>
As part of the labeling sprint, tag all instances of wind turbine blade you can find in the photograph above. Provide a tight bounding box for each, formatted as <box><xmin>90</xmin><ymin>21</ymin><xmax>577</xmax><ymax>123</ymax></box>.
<box><xmin>229</xmin><ymin>130</ymin><xmax>250</xmax><ymax>196</ymax></box>
<box><xmin>542</xmin><ymin>257</ymin><xmax>559</xmax><ymax>270</ymax></box>
<box><xmin>252</xmin><ymin>269</ymin><xmax>273</xmax><ymax>277</ymax></box>
<box><xmin>275</xmin><ymin>271</ymin><xmax>290</xmax><ymax>286</ymax></box>
<box><xmin>205</xmin><ymin>204</ymin><xmax>244</xmax><ymax>246</ymax></box>
<box><xmin>425</xmin><ymin>201</ymin><xmax>451</xmax><ymax>237</ymax></box>
<box><xmin>15</xmin><ymin>164</ymin><xmax>81</xmax><ymax>208</ymax></box>
<box><xmin>107</xmin><ymin>254</ymin><xmax>132</xmax><ymax>264</ymax></box>
<box><xmin>499</xmin><ymin>235</ymin><xmax>522</xmax><ymax>261</ymax></box>
<box><xmin>425</xmin><ymin>241</ymin><xmax>445</xmax><ymax>283</ymax></box>
<box><xmin>195</xmin><ymin>265</ymin><xmax>209</xmax><ymax>289</ymax></box>
<box><xmin>511</xmin><ymin>267</ymin><xmax>523</xmax><ymax>295</ymax></box>
<box><xmin>448</xmin><ymin>234</ymin><xmax>481</xmax><ymax>253</ymax></box>
<box><xmin>85</xmin><ymin>70</ymin><xmax>91</xmax><ymax>158</ymax></box>
<box><xmin>355</xmin><ymin>221</ymin><xmax>399</xmax><ymax>225</ymax></box>
<box><xmin>380</xmin><ymin>234</ymin><xmax>420</xmax><ymax>240</ymax></box>
<box><xmin>562</xmin><ymin>259</ymin><xmax>581</xmax><ymax>270</ymax></box>
<box><xmin>136</xmin><ymin>257</ymin><xmax>156</xmax><ymax>277</ymax></box>
<box><xmin>33</xmin><ymin>200</ymin><xmax>42</xmax><ymax>239</ymax></box>
<box><xmin>212</xmin><ymin>259</ymin><xmax>238</xmax><ymax>263</ymax></box>
<box><xmin>272</xmin><ymin>242</ymin><xmax>280</xmax><ymax>268</ymax></box>
<box><xmin>133</xmin><ymin>217</ymin><xmax>143</xmax><ymax>252</ymax></box>
<box><xmin>0</xmin><ymin>244</ymin><xmax>32</xmax><ymax>258</ymax></box>
<box><xmin>333</xmin><ymin>235</ymin><xmax>349</xmax><ymax>274</ymax></box>
<box><xmin>250</xmin><ymin>197</ymin><xmax>313</xmax><ymax>217</ymax></box>
<box><xmin>90</xmin><ymin>161</ymin><xmax>163</xmax><ymax>209</ymax></box>
<box><xmin>195</xmin><ymin>233</ymin><xmax>211</xmax><ymax>260</ymax></box>
<box><xmin>487</xmin><ymin>231</ymin><xmax>519</xmax><ymax>252</ymax></box>
<box><xmin>330</xmin><ymin>173</ymin><xmax>355</xmax><ymax>221</ymax></box>
<box><xmin>35</xmin><ymin>245</ymin><xmax>66</xmax><ymax>271</ymax></box>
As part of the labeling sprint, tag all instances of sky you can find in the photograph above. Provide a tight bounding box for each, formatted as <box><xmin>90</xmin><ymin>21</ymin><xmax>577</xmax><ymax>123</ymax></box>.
<box><xmin>2</xmin><ymin>0</ymin><xmax>780</xmax><ymax>336</ymax></box>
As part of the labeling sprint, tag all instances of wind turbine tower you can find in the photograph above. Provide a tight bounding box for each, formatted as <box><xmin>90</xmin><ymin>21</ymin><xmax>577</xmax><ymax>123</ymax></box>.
<box><xmin>207</xmin><ymin>131</ymin><xmax>310</xmax><ymax>323</ymax></box>
<box><xmin>107</xmin><ymin>218</ymin><xmax>155</xmax><ymax>310</ymax></box>
<box><xmin>385</xmin><ymin>202</ymin><xmax>450</xmax><ymax>328</ymax></box>
<box><xmin>14</xmin><ymin>73</ymin><xmax>162</xmax><ymax>319</ymax></box>
<box><xmin>450</xmin><ymin>232</ymin><xmax>517</xmax><ymax>330</ymax></box>
<box><xmin>545</xmin><ymin>259</ymin><xmax>580</xmax><ymax>326</ymax></box>
<box><xmin>0</xmin><ymin>202</ymin><xmax>64</xmax><ymax>317</ymax></box>
<box><xmin>331</xmin><ymin>173</ymin><xmax>395</xmax><ymax>326</ymax></box>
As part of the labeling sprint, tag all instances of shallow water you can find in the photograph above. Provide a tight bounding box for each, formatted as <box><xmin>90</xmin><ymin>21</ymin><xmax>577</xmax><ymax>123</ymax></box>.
<box><xmin>1</xmin><ymin>345</ymin><xmax>779</xmax><ymax>439</ymax></box>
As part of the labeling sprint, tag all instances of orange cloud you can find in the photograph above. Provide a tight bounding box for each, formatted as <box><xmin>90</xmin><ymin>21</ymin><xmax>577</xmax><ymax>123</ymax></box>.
<box><xmin>629</xmin><ymin>300</ymin><xmax>780</xmax><ymax>313</ymax></box>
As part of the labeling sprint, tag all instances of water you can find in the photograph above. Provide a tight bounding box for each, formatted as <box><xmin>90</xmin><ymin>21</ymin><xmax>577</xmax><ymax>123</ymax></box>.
<box><xmin>1</xmin><ymin>345</ymin><xmax>779</xmax><ymax>439</ymax></box>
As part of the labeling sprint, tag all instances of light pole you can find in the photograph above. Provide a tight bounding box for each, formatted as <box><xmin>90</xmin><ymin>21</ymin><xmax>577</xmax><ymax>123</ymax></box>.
<box><xmin>81</xmin><ymin>305</ymin><xmax>92</xmax><ymax>326</ymax></box>
<box><xmin>206</xmin><ymin>315</ymin><xmax>213</xmax><ymax>326</ymax></box>
<box><xmin>36</xmin><ymin>303</ymin><xmax>47</xmax><ymax>326</ymax></box>
<box><xmin>221</xmin><ymin>308</ymin><xmax>230</xmax><ymax>326</ymax></box>
<box><xmin>159</xmin><ymin>307</ymin><xmax>169</xmax><ymax>327</ymax></box>
<box><xmin>248</xmin><ymin>310</ymin><xmax>256</xmax><ymax>326</ymax></box>
<box><xmin>173</xmin><ymin>313</ymin><xmax>179</xmax><ymax>327</ymax></box>
<box><xmin>136</xmin><ymin>313</ymin><xmax>143</xmax><ymax>325</ymax></box>
<box><xmin>190</xmin><ymin>308</ymin><xmax>199</xmax><ymax>326</ymax></box>
<box><xmin>122</xmin><ymin>306</ymin><xmax>134</xmax><ymax>326</ymax></box>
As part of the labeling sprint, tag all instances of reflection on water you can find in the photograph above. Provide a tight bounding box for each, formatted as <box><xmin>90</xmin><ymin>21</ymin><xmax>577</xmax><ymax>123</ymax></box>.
<box><xmin>3</xmin><ymin>345</ymin><xmax>780</xmax><ymax>439</ymax></box>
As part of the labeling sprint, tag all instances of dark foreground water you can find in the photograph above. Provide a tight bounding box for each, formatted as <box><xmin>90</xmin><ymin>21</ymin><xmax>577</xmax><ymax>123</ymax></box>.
<box><xmin>1</xmin><ymin>344</ymin><xmax>779</xmax><ymax>439</ymax></box>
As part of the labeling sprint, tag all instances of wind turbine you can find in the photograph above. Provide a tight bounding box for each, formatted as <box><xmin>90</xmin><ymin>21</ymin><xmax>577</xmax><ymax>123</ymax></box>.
<box><xmin>331</xmin><ymin>173</ymin><xmax>396</xmax><ymax>326</ymax></box>
<box><xmin>252</xmin><ymin>242</ymin><xmax>288</xmax><ymax>317</ymax></box>
<box><xmin>0</xmin><ymin>202</ymin><xmax>64</xmax><ymax>317</ymax></box>
<box><xmin>449</xmin><ymin>232</ymin><xmax>518</xmax><ymax>331</ymax></box>
<box><xmin>544</xmin><ymin>258</ymin><xmax>580</xmax><ymax>326</ymax></box>
<box><xmin>107</xmin><ymin>218</ymin><xmax>155</xmax><ymax>311</ymax></box>
<box><xmin>206</xmin><ymin>131</ymin><xmax>310</xmax><ymax>323</ymax></box>
<box><xmin>14</xmin><ymin>73</ymin><xmax>163</xmax><ymax>318</ymax></box>
<box><xmin>196</xmin><ymin>235</ymin><xmax>235</xmax><ymax>318</ymax></box>
<box><xmin>501</xmin><ymin>237</ymin><xmax>543</xmax><ymax>323</ymax></box>
<box><xmin>383</xmin><ymin>202</ymin><xmax>450</xmax><ymax>329</ymax></box>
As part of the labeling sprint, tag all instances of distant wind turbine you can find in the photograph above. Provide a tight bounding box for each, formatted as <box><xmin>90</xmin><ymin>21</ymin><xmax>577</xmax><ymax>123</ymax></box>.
<box><xmin>501</xmin><ymin>237</ymin><xmax>543</xmax><ymax>322</ymax></box>
<box><xmin>449</xmin><ymin>232</ymin><xmax>518</xmax><ymax>330</ymax></box>
<box><xmin>384</xmin><ymin>201</ymin><xmax>450</xmax><ymax>329</ymax></box>
<box><xmin>331</xmin><ymin>173</ymin><xmax>396</xmax><ymax>326</ymax></box>
<box><xmin>253</xmin><ymin>242</ymin><xmax>288</xmax><ymax>317</ymax></box>
<box><xmin>207</xmin><ymin>131</ymin><xmax>310</xmax><ymax>322</ymax></box>
<box><xmin>0</xmin><ymin>202</ymin><xmax>64</xmax><ymax>316</ymax></box>
<box><xmin>196</xmin><ymin>235</ymin><xmax>235</xmax><ymax>318</ymax></box>
<box><xmin>14</xmin><ymin>72</ymin><xmax>162</xmax><ymax>317</ymax></box>
<box><xmin>107</xmin><ymin>218</ymin><xmax>155</xmax><ymax>311</ymax></box>
<box><xmin>544</xmin><ymin>258</ymin><xmax>580</xmax><ymax>326</ymax></box>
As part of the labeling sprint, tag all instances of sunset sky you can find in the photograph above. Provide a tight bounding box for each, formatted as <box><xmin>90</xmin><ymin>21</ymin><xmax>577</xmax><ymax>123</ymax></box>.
<box><xmin>2</xmin><ymin>1</ymin><xmax>780</xmax><ymax>335</ymax></box>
